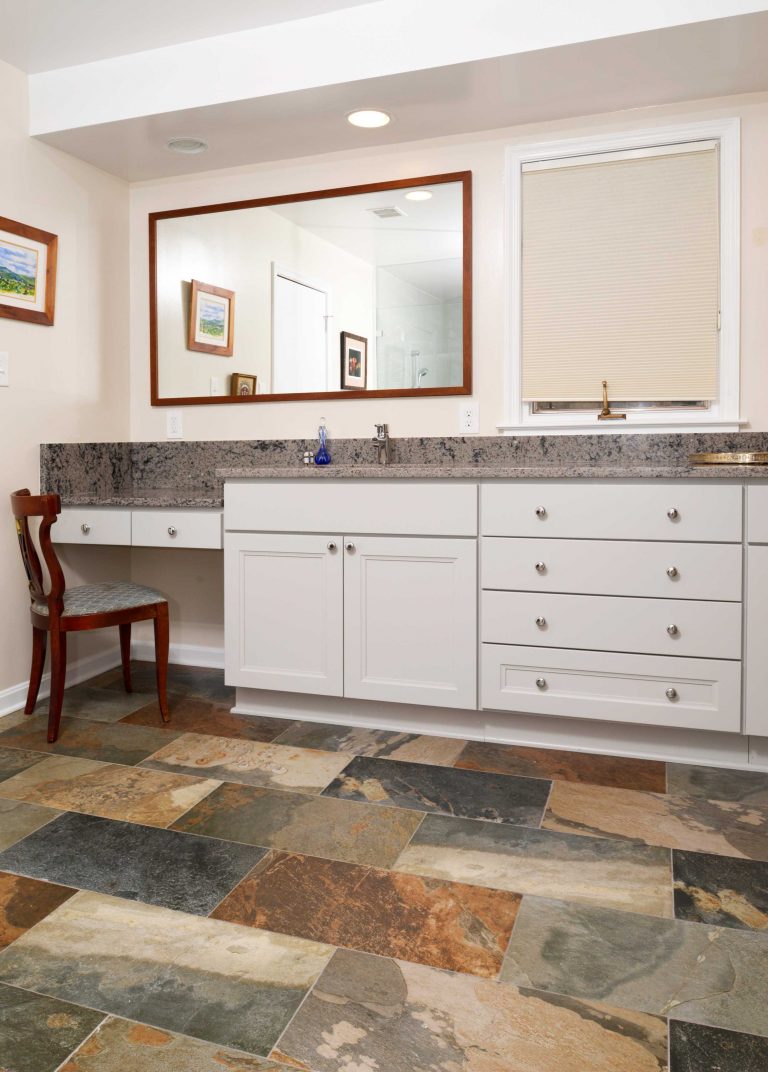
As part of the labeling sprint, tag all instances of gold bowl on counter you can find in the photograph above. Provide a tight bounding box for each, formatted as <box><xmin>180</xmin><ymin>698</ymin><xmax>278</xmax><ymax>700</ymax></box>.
<box><xmin>688</xmin><ymin>451</ymin><xmax>768</xmax><ymax>465</ymax></box>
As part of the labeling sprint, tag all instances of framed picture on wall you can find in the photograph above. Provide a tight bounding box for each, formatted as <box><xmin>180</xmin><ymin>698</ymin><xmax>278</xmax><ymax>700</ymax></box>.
<box><xmin>0</xmin><ymin>216</ymin><xmax>58</xmax><ymax>326</ymax></box>
<box><xmin>187</xmin><ymin>279</ymin><xmax>235</xmax><ymax>356</ymax></box>
<box><xmin>340</xmin><ymin>331</ymin><xmax>367</xmax><ymax>389</ymax></box>
<box><xmin>230</xmin><ymin>372</ymin><xmax>256</xmax><ymax>396</ymax></box>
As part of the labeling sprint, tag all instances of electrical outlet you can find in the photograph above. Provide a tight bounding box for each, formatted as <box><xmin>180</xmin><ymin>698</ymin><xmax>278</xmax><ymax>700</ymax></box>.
<box><xmin>458</xmin><ymin>401</ymin><xmax>479</xmax><ymax>434</ymax></box>
<box><xmin>0</xmin><ymin>352</ymin><xmax>8</xmax><ymax>387</ymax></box>
<box><xmin>166</xmin><ymin>410</ymin><xmax>183</xmax><ymax>439</ymax></box>
<box><xmin>210</xmin><ymin>376</ymin><xmax>223</xmax><ymax>396</ymax></box>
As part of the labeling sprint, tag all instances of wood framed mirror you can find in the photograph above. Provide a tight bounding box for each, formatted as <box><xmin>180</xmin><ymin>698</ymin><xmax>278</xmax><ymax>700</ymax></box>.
<box><xmin>149</xmin><ymin>171</ymin><xmax>471</xmax><ymax>405</ymax></box>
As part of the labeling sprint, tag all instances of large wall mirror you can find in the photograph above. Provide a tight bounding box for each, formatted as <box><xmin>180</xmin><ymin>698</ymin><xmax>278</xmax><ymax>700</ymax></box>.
<box><xmin>149</xmin><ymin>172</ymin><xmax>472</xmax><ymax>405</ymax></box>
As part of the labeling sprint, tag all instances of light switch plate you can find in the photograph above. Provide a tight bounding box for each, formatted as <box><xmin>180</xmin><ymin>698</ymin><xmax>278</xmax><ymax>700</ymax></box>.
<box><xmin>0</xmin><ymin>351</ymin><xmax>8</xmax><ymax>387</ymax></box>
<box><xmin>166</xmin><ymin>410</ymin><xmax>183</xmax><ymax>439</ymax></box>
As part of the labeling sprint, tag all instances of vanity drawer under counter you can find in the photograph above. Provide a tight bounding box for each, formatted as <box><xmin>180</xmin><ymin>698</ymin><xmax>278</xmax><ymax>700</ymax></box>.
<box><xmin>482</xmin><ymin>482</ymin><xmax>742</xmax><ymax>542</ymax></box>
<box><xmin>132</xmin><ymin>509</ymin><xmax>223</xmax><ymax>549</ymax></box>
<box><xmin>482</xmin><ymin>538</ymin><xmax>742</xmax><ymax>601</ymax></box>
<box><xmin>55</xmin><ymin>508</ymin><xmax>131</xmax><ymax>546</ymax></box>
<box><xmin>482</xmin><ymin>590</ymin><xmax>742</xmax><ymax>660</ymax></box>
<box><xmin>481</xmin><ymin>645</ymin><xmax>741</xmax><ymax>732</ymax></box>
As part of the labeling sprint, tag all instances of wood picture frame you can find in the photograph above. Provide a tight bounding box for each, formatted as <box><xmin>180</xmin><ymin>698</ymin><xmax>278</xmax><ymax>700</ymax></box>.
<box><xmin>340</xmin><ymin>331</ymin><xmax>368</xmax><ymax>389</ymax></box>
<box><xmin>230</xmin><ymin>372</ymin><xmax>257</xmax><ymax>396</ymax></box>
<box><xmin>187</xmin><ymin>279</ymin><xmax>235</xmax><ymax>356</ymax></box>
<box><xmin>0</xmin><ymin>216</ymin><xmax>58</xmax><ymax>326</ymax></box>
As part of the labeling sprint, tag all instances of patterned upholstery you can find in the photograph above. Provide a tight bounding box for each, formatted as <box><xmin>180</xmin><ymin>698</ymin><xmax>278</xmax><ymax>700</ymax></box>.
<box><xmin>34</xmin><ymin>581</ymin><xmax>166</xmax><ymax>617</ymax></box>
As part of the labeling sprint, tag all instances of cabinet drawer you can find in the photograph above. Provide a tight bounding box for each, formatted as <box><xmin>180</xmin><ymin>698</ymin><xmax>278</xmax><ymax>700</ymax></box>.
<box><xmin>482</xmin><ymin>538</ymin><xmax>742</xmax><ymax>601</ymax></box>
<box><xmin>55</xmin><ymin>508</ymin><xmax>131</xmax><ymax>546</ymax></box>
<box><xmin>131</xmin><ymin>510</ymin><xmax>222</xmax><ymax>549</ymax></box>
<box><xmin>481</xmin><ymin>482</ymin><xmax>742</xmax><ymax>542</ymax></box>
<box><xmin>481</xmin><ymin>645</ymin><xmax>741</xmax><ymax>732</ymax></box>
<box><xmin>747</xmin><ymin>485</ymin><xmax>768</xmax><ymax>543</ymax></box>
<box><xmin>482</xmin><ymin>590</ymin><xmax>741</xmax><ymax>659</ymax></box>
<box><xmin>225</xmin><ymin>480</ymin><xmax>477</xmax><ymax>537</ymax></box>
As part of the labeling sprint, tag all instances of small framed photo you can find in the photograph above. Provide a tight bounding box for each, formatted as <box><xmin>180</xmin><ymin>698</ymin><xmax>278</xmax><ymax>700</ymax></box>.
<box><xmin>230</xmin><ymin>372</ymin><xmax>256</xmax><ymax>396</ymax></box>
<box><xmin>188</xmin><ymin>279</ymin><xmax>234</xmax><ymax>356</ymax></box>
<box><xmin>340</xmin><ymin>331</ymin><xmax>367</xmax><ymax>390</ymax></box>
<box><xmin>0</xmin><ymin>216</ymin><xmax>58</xmax><ymax>326</ymax></box>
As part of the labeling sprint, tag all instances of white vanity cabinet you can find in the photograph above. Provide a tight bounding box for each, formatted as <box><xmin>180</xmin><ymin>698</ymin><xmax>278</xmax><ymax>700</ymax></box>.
<box><xmin>224</xmin><ymin>482</ymin><xmax>478</xmax><ymax>709</ymax></box>
<box><xmin>746</xmin><ymin>486</ymin><xmax>768</xmax><ymax>737</ymax></box>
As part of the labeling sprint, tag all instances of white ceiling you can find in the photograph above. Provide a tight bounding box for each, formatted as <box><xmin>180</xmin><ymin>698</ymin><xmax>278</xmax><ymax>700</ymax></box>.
<box><xmin>0</xmin><ymin>0</ymin><xmax>373</xmax><ymax>73</ymax></box>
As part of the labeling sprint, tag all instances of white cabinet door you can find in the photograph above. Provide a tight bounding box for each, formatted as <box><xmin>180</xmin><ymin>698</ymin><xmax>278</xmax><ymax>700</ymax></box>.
<box><xmin>746</xmin><ymin>544</ymin><xmax>768</xmax><ymax>736</ymax></box>
<box><xmin>343</xmin><ymin>536</ymin><xmax>477</xmax><ymax>709</ymax></box>
<box><xmin>225</xmin><ymin>533</ymin><xmax>343</xmax><ymax>695</ymax></box>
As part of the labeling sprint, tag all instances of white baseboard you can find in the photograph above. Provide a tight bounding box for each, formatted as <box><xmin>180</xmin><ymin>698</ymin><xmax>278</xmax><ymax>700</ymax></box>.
<box><xmin>131</xmin><ymin>640</ymin><xmax>225</xmax><ymax>670</ymax></box>
<box><xmin>0</xmin><ymin>646</ymin><xmax>122</xmax><ymax>720</ymax></box>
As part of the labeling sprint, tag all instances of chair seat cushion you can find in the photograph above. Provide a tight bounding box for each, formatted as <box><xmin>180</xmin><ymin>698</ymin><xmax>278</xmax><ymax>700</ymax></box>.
<box><xmin>34</xmin><ymin>581</ymin><xmax>166</xmax><ymax>618</ymax></box>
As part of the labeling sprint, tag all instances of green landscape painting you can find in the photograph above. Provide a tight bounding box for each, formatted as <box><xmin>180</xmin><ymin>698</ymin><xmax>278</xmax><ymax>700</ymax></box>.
<box><xmin>198</xmin><ymin>297</ymin><xmax>226</xmax><ymax>338</ymax></box>
<box><xmin>0</xmin><ymin>238</ymin><xmax>37</xmax><ymax>301</ymax></box>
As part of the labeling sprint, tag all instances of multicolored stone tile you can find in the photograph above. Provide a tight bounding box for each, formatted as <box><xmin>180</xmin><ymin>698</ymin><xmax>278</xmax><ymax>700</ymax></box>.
<box><xmin>0</xmin><ymin>715</ymin><xmax>180</xmax><ymax>766</ymax></box>
<box><xmin>322</xmin><ymin>755</ymin><xmax>551</xmax><ymax>825</ymax></box>
<box><xmin>455</xmin><ymin>741</ymin><xmax>667</xmax><ymax>791</ymax></box>
<box><xmin>669</xmin><ymin>1020</ymin><xmax>768</xmax><ymax>1071</ymax></box>
<box><xmin>500</xmin><ymin>896</ymin><xmax>768</xmax><ymax>1037</ymax></box>
<box><xmin>35</xmin><ymin>684</ymin><xmax>157</xmax><ymax>724</ymax></box>
<box><xmin>272</xmin><ymin>947</ymin><xmax>668</xmax><ymax>1071</ymax></box>
<box><xmin>542</xmin><ymin>781</ymin><xmax>768</xmax><ymax>860</ymax></box>
<box><xmin>394</xmin><ymin>813</ymin><xmax>673</xmax><ymax>916</ymax></box>
<box><xmin>0</xmin><ymin>891</ymin><xmax>334</xmax><ymax>1057</ymax></box>
<box><xmin>0</xmin><ymin>744</ymin><xmax>45</xmax><ymax>783</ymax></box>
<box><xmin>141</xmin><ymin>732</ymin><xmax>349</xmax><ymax>794</ymax></box>
<box><xmin>92</xmin><ymin>662</ymin><xmax>234</xmax><ymax>704</ymax></box>
<box><xmin>0</xmin><ymin>754</ymin><xmax>219</xmax><ymax>827</ymax></box>
<box><xmin>0</xmin><ymin>871</ymin><xmax>74</xmax><ymax>950</ymax></box>
<box><xmin>171</xmin><ymin>781</ymin><xmax>423</xmax><ymax>867</ymax></box>
<box><xmin>673</xmin><ymin>849</ymin><xmax>768</xmax><ymax>931</ymax></box>
<box><xmin>60</xmin><ymin>1016</ymin><xmax>290</xmax><ymax>1071</ymax></box>
<box><xmin>0</xmin><ymin>981</ymin><xmax>104</xmax><ymax>1072</ymax></box>
<box><xmin>122</xmin><ymin>695</ymin><xmax>291</xmax><ymax>742</ymax></box>
<box><xmin>273</xmin><ymin>721</ymin><xmax>467</xmax><ymax>766</ymax></box>
<box><xmin>212</xmin><ymin>849</ymin><xmax>520</xmax><ymax>977</ymax></box>
<box><xmin>0</xmin><ymin>812</ymin><xmax>266</xmax><ymax>915</ymax></box>
<box><xmin>0</xmin><ymin>798</ymin><xmax>59</xmax><ymax>852</ymax></box>
<box><xmin>667</xmin><ymin>763</ymin><xmax>768</xmax><ymax>807</ymax></box>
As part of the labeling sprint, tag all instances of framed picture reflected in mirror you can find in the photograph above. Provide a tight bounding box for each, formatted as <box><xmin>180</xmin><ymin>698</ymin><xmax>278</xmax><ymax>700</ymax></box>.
<box><xmin>341</xmin><ymin>331</ymin><xmax>367</xmax><ymax>390</ymax></box>
<box><xmin>187</xmin><ymin>280</ymin><xmax>234</xmax><ymax>356</ymax></box>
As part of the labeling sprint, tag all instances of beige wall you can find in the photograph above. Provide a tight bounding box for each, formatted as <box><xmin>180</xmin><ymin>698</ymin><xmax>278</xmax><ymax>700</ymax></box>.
<box><xmin>0</xmin><ymin>58</ymin><xmax>131</xmax><ymax>699</ymax></box>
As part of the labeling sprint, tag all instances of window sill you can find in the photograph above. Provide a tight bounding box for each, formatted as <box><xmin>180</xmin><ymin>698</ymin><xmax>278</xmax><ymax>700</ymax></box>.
<box><xmin>497</xmin><ymin>418</ymin><xmax>746</xmax><ymax>436</ymax></box>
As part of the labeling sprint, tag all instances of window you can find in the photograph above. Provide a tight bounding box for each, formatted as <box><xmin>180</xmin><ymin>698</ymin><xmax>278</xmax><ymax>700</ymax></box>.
<box><xmin>503</xmin><ymin>120</ymin><xmax>740</xmax><ymax>432</ymax></box>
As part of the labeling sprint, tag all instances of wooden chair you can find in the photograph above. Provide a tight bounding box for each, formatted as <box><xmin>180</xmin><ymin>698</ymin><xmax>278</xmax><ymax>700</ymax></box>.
<box><xmin>11</xmin><ymin>489</ymin><xmax>170</xmax><ymax>743</ymax></box>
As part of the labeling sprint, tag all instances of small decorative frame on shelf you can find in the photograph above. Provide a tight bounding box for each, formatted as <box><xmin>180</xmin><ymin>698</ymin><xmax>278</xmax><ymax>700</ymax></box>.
<box><xmin>187</xmin><ymin>279</ymin><xmax>235</xmax><ymax>356</ymax></box>
<box><xmin>230</xmin><ymin>372</ymin><xmax>257</xmax><ymax>396</ymax></box>
<box><xmin>0</xmin><ymin>216</ymin><xmax>58</xmax><ymax>326</ymax></box>
<box><xmin>340</xmin><ymin>331</ymin><xmax>367</xmax><ymax>390</ymax></box>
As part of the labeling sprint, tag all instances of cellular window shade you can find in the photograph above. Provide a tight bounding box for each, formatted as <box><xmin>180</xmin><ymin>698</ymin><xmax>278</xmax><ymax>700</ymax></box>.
<box><xmin>521</xmin><ymin>145</ymin><xmax>720</xmax><ymax>403</ymax></box>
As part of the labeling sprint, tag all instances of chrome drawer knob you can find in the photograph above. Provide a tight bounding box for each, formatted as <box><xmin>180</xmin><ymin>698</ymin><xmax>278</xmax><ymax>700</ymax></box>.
<box><xmin>345</xmin><ymin>542</ymin><xmax>356</xmax><ymax>552</ymax></box>
<box><xmin>536</xmin><ymin>677</ymin><xmax>547</xmax><ymax>690</ymax></box>
<box><xmin>667</xmin><ymin>624</ymin><xmax>679</xmax><ymax>636</ymax></box>
<box><xmin>666</xmin><ymin>566</ymin><xmax>679</xmax><ymax>578</ymax></box>
<box><xmin>535</xmin><ymin>506</ymin><xmax>547</xmax><ymax>519</ymax></box>
<box><xmin>666</xmin><ymin>687</ymin><xmax>679</xmax><ymax>701</ymax></box>
<box><xmin>535</xmin><ymin>616</ymin><xmax>547</xmax><ymax>628</ymax></box>
<box><xmin>167</xmin><ymin>526</ymin><xmax>177</xmax><ymax>537</ymax></box>
<box><xmin>327</xmin><ymin>541</ymin><xmax>337</xmax><ymax>552</ymax></box>
<box><xmin>535</xmin><ymin>561</ymin><xmax>546</xmax><ymax>574</ymax></box>
<box><xmin>80</xmin><ymin>523</ymin><xmax>90</xmax><ymax>535</ymax></box>
<box><xmin>667</xmin><ymin>507</ymin><xmax>679</xmax><ymax>521</ymax></box>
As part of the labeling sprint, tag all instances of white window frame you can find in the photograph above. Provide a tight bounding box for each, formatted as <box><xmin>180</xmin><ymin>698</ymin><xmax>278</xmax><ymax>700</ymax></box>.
<box><xmin>500</xmin><ymin>118</ymin><xmax>742</xmax><ymax>434</ymax></box>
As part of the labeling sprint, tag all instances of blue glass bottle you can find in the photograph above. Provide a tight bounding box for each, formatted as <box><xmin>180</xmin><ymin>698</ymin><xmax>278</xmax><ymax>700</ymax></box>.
<box><xmin>315</xmin><ymin>417</ymin><xmax>331</xmax><ymax>465</ymax></box>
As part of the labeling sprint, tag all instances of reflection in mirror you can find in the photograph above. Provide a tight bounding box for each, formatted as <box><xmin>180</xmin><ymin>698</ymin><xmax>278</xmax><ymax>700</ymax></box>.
<box><xmin>150</xmin><ymin>174</ymin><xmax>470</xmax><ymax>404</ymax></box>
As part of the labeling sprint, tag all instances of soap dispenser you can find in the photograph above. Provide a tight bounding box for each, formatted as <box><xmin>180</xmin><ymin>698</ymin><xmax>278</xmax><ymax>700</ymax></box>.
<box><xmin>315</xmin><ymin>417</ymin><xmax>331</xmax><ymax>465</ymax></box>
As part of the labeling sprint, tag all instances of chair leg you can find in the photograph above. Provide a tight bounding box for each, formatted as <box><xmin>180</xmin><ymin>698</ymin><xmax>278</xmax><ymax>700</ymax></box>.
<box><xmin>25</xmin><ymin>628</ymin><xmax>48</xmax><ymax>714</ymax></box>
<box><xmin>153</xmin><ymin>603</ymin><xmax>170</xmax><ymax>723</ymax></box>
<box><xmin>119</xmin><ymin>623</ymin><xmax>132</xmax><ymax>693</ymax></box>
<box><xmin>47</xmin><ymin>629</ymin><xmax>67</xmax><ymax>743</ymax></box>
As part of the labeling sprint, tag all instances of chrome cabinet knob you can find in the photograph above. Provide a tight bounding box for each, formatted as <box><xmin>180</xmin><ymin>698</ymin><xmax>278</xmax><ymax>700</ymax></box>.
<box><xmin>167</xmin><ymin>526</ymin><xmax>177</xmax><ymax>537</ymax></box>
<box><xmin>80</xmin><ymin>523</ymin><xmax>90</xmax><ymax>535</ymax></box>
<box><xmin>535</xmin><ymin>561</ymin><xmax>546</xmax><ymax>574</ymax></box>
<box><xmin>535</xmin><ymin>616</ymin><xmax>547</xmax><ymax>628</ymax></box>
<box><xmin>345</xmin><ymin>542</ymin><xmax>356</xmax><ymax>552</ymax></box>
<box><xmin>666</xmin><ymin>687</ymin><xmax>679</xmax><ymax>701</ymax></box>
<box><xmin>667</xmin><ymin>624</ymin><xmax>679</xmax><ymax>636</ymax></box>
<box><xmin>666</xmin><ymin>566</ymin><xmax>679</xmax><ymax>578</ymax></box>
<box><xmin>327</xmin><ymin>541</ymin><xmax>337</xmax><ymax>552</ymax></box>
<box><xmin>536</xmin><ymin>677</ymin><xmax>547</xmax><ymax>690</ymax></box>
<box><xmin>667</xmin><ymin>507</ymin><xmax>679</xmax><ymax>520</ymax></box>
<box><xmin>535</xmin><ymin>506</ymin><xmax>547</xmax><ymax>519</ymax></box>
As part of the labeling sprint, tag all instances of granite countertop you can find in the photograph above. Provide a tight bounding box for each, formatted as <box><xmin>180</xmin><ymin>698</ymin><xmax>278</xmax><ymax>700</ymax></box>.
<box><xmin>217</xmin><ymin>463</ymin><xmax>768</xmax><ymax>481</ymax></box>
<box><xmin>62</xmin><ymin>487</ymin><xmax>224</xmax><ymax>508</ymax></box>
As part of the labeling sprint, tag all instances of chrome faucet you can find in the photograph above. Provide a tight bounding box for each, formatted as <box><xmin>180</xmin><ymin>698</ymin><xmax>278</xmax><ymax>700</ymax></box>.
<box><xmin>373</xmin><ymin>423</ymin><xmax>391</xmax><ymax>465</ymax></box>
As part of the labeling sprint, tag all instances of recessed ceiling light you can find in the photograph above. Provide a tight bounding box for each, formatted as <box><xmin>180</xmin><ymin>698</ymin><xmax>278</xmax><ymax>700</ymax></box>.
<box><xmin>404</xmin><ymin>189</ymin><xmax>432</xmax><ymax>201</ymax></box>
<box><xmin>166</xmin><ymin>137</ymin><xmax>208</xmax><ymax>155</ymax></box>
<box><xmin>347</xmin><ymin>109</ymin><xmax>391</xmax><ymax>129</ymax></box>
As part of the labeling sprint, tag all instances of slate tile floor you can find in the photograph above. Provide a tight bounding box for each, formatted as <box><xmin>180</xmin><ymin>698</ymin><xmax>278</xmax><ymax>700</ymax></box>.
<box><xmin>0</xmin><ymin>663</ymin><xmax>765</xmax><ymax>1070</ymax></box>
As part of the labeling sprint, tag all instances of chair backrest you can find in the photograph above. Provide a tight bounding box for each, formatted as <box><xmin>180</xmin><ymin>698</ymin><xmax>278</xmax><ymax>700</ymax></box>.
<box><xmin>10</xmin><ymin>488</ymin><xmax>65</xmax><ymax>616</ymax></box>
